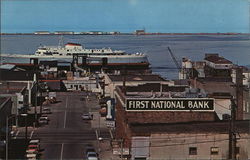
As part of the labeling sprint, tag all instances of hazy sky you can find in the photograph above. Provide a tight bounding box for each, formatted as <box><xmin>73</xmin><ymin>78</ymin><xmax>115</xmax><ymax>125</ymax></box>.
<box><xmin>1</xmin><ymin>0</ymin><xmax>249</xmax><ymax>33</ymax></box>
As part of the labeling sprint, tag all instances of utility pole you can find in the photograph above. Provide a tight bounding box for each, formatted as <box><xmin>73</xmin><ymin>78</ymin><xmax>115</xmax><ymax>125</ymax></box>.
<box><xmin>121</xmin><ymin>138</ymin><xmax>123</xmax><ymax>160</ymax></box>
<box><xmin>229</xmin><ymin>98</ymin><xmax>237</xmax><ymax>160</ymax></box>
<box><xmin>122</xmin><ymin>65</ymin><xmax>127</xmax><ymax>95</ymax></box>
<box><xmin>6</xmin><ymin>116</ymin><xmax>9</xmax><ymax>160</ymax></box>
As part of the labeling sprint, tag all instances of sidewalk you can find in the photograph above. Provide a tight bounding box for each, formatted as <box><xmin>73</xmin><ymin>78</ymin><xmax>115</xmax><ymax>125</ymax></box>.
<box><xmin>99</xmin><ymin>140</ymin><xmax>121</xmax><ymax>160</ymax></box>
<box><xmin>88</xmin><ymin>95</ymin><xmax>120</xmax><ymax>160</ymax></box>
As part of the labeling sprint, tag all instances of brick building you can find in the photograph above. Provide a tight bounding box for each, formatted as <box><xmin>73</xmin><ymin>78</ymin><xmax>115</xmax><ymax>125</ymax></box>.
<box><xmin>114</xmin><ymin>84</ymin><xmax>218</xmax><ymax>148</ymax></box>
<box><xmin>113</xmin><ymin>83</ymin><xmax>250</xmax><ymax>159</ymax></box>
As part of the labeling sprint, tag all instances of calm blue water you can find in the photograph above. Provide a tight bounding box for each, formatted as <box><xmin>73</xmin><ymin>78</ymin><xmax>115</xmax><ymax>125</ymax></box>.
<box><xmin>1</xmin><ymin>0</ymin><xmax>249</xmax><ymax>33</ymax></box>
<box><xmin>1</xmin><ymin>35</ymin><xmax>250</xmax><ymax>79</ymax></box>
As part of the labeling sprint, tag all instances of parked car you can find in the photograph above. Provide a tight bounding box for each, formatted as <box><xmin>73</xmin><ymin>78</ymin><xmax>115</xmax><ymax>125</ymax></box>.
<box><xmin>29</xmin><ymin>139</ymin><xmax>40</xmax><ymax>150</ymax></box>
<box><xmin>38</xmin><ymin>118</ymin><xmax>48</xmax><ymax>125</ymax></box>
<box><xmin>29</xmin><ymin>139</ymin><xmax>40</xmax><ymax>145</ymax></box>
<box><xmin>42</xmin><ymin>108</ymin><xmax>51</xmax><ymax>114</ymax></box>
<box><xmin>26</xmin><ymin>149</ymin><xmax>38</xmax><ymax>154</ymax></box>
<box><xmin>26</xmin><ymin>144</ymin><xmax>39</xmax><ymax>154</ymax></box>
<box><xmin>81</xmin><ymin>113</ymin><xmax>93</xmax><ymax>120</ymax></box>
<box><xmin>40</xmin><ymin>116</ymin><xmax>49</xmax><ymax>121</ymax></box>
<box><xmin>26</xmin><ymin>153</ymin><xmax>37</xmax><ymax>160</ymax></box>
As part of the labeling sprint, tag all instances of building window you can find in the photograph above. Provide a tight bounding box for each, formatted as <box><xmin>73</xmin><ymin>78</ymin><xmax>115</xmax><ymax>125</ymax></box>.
<box><xmin>18</xmin><ymin>101</ymin><xmax>23</xmax><ymax>104</ymax></box>
<box><xmin>236</xmin><ymin>147</ymin><xmax>240</xmax><ymax>154</ymax></box>
<box><xmin>189</xmin><ymin>147</ymin><xmax>197</xmax><ymax>155</ymax></box>
<box><xmin>211</xmin><ymin>147</ymin><xmax>219</xmax><ymax>155</ymax></box>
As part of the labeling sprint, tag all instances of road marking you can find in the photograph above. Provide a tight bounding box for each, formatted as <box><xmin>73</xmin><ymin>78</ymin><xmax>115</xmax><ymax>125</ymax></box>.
<box><xmin>30</xmin><ymin>130</ymin><xmax>34</xmax><ymax>139</ymax></box>
<box><xmin>65</xmin><ymin>97</ymin><xmax>68</xmax><ymax>108</ymax></box>
<box><xmin>64</xmin><ymin>111</ymin><xmax>67</xmax><ymax>128</ymax></box>
<box><xmin>63</xmin><ymin>96</ymin><xmax>68</xmax><ymax>128</ymax></box>
<box><xmin>60</xmin><ymin>143</ymin><xmax>64</xmax><ymax>160</ymax></box>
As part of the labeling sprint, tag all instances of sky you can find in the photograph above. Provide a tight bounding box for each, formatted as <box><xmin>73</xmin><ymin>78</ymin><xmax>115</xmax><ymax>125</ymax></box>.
<box><xmin>1</xmin><ymin>0</ymin><xmax>249</xmax><ymax>33</ymax></box>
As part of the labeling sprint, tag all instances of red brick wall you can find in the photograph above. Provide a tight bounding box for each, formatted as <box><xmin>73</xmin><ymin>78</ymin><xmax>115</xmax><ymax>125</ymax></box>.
<box><xmin>115</xmin><ymin>91</ymin><xmax>216</xmax><ymax>148</ymax></box>
<box><xmin>126</xmin><ymin>111</ymin><xmax>215</xmax><ymax>124</ymax></box>
<box><xmin>115</xmin><ymin>95</ymin><xmax>132</xmax><ymax>148</ymax></box>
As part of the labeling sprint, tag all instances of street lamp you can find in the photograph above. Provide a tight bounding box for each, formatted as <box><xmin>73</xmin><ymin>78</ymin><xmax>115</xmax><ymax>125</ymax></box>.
<box><xmin>20</xmin><ymin>114</ymin><xmax>28</xmax><ymax>142</ymax></box>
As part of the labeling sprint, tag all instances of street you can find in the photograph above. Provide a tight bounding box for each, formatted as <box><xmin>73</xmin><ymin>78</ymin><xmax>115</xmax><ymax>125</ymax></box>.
<box><xmin>25</xmin><ymin>92</ymin><xmax>111</xmax><ymax>159</ymax></box>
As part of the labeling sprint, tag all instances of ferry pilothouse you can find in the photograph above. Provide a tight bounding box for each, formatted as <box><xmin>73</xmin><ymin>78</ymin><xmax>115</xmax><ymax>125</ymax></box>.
<box><xmin>1</xmin><ymin>43</ymin><xmax>149</xmax><ymax>66</ymax></box>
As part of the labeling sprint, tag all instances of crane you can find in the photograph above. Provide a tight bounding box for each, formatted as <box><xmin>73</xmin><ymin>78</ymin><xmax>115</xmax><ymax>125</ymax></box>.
<box><xmin>167</xmin><ymin>47</ymin><xmax>181</xmax><ymax>71</ymax></box>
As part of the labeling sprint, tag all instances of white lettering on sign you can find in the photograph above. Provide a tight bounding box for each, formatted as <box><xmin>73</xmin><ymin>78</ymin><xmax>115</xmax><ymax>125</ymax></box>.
<box><xmin>126</xmin><ymin>99</ymin><xmax>214</xmax><ymax>111</ymax></box>
<box><xmin>188</xmin><ymin>101</ymin><xmax>210</xmax><ymax>109</ymax></box>
<box><xmin>128</xmin><ymin>100</ymin><xmax>150</xmax><ymax>109</ymax></box>
<box><xmin>151</xmin><ymin>101</ymin><xmax>185</xmax><ymax>109</ymax></box>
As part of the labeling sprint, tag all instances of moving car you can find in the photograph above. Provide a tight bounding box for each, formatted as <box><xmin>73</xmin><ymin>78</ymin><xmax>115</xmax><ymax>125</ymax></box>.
<box><xmin>85</xmin><ymin>146</ymin><xmax>98</xmax><ymax>160</ymax></box>
<box><xmin>81</xmin><ymin>113</ymin><xmax>93</xmax><ymax>120</ymax></box>
<box><xmin>86</xmin><ymin>152</ymin><xmax>98</xmax><ymax>160</ymax></box>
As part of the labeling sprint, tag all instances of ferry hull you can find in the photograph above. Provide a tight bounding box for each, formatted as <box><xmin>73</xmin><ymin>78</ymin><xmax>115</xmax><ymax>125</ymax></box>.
<box><xmin>1</xmin><ymin>54</ymin><xmax>148</xmax><ymax>64</ymax></box>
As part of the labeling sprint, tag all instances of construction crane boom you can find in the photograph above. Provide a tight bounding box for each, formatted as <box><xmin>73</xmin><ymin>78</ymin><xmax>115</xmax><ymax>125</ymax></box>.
<box><xmin>167</xmin><ymin>47</ymin><xmax>181</xmax><ymax>71</ymax></box>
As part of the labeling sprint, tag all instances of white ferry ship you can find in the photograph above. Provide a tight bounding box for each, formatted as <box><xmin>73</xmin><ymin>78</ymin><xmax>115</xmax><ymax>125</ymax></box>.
<box><xmin>1</xmin><ymin>43</ymin><xmax>149</xmax><ymax>65</ymax></box>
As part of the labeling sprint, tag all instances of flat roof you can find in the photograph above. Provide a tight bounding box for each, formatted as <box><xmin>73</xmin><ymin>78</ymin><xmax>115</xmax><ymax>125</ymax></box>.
<box><xmin>0</xmin><ymin>97</ymin><xmax>9</xmax><ymax>106</ymax></box>
<box><xmin>204</xmin><ymin>55</ymin><xmax>232</xmax><ymax>64</ymax></box>
<box><xmin>108</xmin><ymin>74</ymin><xmax>166</xmax><ymax>82</ymax></box>
<box><xmin>130</xmin><ymin>121</ymin><xmax>250</xmax><ymax>134</ymax></box>
<box><xmin>0</xmin><ymin>81</ymin><xmax>27</xmax><ymax>94</ymax></box>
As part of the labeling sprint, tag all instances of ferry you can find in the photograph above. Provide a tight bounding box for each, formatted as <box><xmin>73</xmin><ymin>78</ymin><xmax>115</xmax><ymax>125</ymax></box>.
<box><xmin>1</xmin><ymin>43</ymin><xmax>149</xmax><ymax>66</ymax></box>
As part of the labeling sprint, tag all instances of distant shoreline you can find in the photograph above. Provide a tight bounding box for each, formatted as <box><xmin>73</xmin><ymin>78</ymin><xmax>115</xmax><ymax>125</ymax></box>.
<box><xmin>1</xmin><ymin>33</ymin><xmax>249</xmax><ymax>36</ymax></box>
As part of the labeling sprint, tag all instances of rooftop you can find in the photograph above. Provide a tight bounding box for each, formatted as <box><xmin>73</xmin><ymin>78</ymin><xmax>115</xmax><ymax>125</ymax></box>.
<box><xmin>0</xmin><ymin>81</ymin><xmax>27</xmax><ymax>94</ymax></box>
<box><xmin>108</xmin><ymin>74</ymin><xmax>166</xmax><ymax>82</ymax></box>
<box><xmin>0</xmin><ymin>97</ymin><xmax>9</xmax><ymax>106</ymax></box>
<box><xmin>204</xmin><ymin>54</ymin><xmax>232</xmax><ymax>64</ymax></box>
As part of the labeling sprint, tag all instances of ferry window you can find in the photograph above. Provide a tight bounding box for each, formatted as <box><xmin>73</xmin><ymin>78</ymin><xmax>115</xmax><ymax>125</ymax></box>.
<box><xmin>134</xmin><ymin>158</ymin><xmax>146</xmax><ymax>160</ymax></box>
<box><xmin>210</xmin><ymin>147</ymin><xmax>219</xmax><ymax>155</ymax></box>
<box><xmin>189</xmin><ymin>147</ymin><xmax>197</xmax><ymax>155</ymax></box>
<box><xmin>70</xmin><ymin>85</ymin><xmax>73</xmax><ymax>88</ymax></box>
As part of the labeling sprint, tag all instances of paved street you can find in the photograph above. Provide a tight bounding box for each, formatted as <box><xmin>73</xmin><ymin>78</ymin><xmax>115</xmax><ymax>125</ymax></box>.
<box><xmin>25</xmin><ymin>92</ymin><xmax>111</xmax><ymax>159</ymax></box>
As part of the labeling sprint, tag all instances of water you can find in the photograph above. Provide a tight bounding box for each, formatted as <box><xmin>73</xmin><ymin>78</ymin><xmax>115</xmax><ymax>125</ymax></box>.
<box><xmin>1</xmin><ymin>34</ymin><xmax>250</xmax><ymax>79</ymax></box>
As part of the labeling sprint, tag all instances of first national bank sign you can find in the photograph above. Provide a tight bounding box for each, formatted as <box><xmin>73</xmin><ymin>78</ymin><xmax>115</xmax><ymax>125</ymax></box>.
<box><xmin>126</xmin><ymin>98</ymin><xmax>214</xmax><ymax>111</ymax></box>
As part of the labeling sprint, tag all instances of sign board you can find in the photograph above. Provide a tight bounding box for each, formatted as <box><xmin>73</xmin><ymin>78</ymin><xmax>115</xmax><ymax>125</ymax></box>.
<box><xmin>126</xmin><ymin>98</ymin><xmax>214</xmax><ymax>111</ymax></box>
<box><xmin>113</xmin><ymin>148</ymin><xmax>130</xmax><ymax>155</ymax></box>
<box><xmin>106</xmin><ymin>121</ymin><xmax>115</xmax><ymax>128</ymax></box>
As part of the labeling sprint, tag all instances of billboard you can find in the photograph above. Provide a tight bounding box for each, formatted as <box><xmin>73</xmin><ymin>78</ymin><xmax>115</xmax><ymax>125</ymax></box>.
<box><xmin>126</xmin><ymin>98</ymin><xmax>214</xmax><ymax>111</ymax></box>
